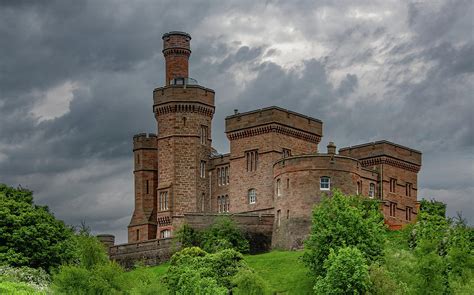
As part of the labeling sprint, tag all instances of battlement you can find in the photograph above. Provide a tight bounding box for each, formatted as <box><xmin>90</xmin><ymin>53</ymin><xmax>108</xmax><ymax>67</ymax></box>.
<box><xmin>153</xmin><ymin>85</ymin><xmax>215</xmax><ymax>111</ymax></box>
<box><xmin>339</xmin><ymin>140</ymin><xmax>422</xmax><ymax>167</ymax></box>
<box><xmin>225</xmin><ymin>106</ymin><xmax>322</xmax><ymax>142</ymax></box>
<box><xmin>133</xmin><ymin>133</ymin><xmax>157</xmax><ymax>150</ymax></box>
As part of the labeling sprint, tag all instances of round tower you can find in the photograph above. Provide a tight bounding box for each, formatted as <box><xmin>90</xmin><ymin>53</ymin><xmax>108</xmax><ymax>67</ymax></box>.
<box><xmin>154</xmin><ymin>32</ymin><xmax>215</xmax><ymax>238</ymax></box>
<box><xmin>162</xmin><ymin>31</ymin><xmax>191</xmax><ymax>85</ymax></box>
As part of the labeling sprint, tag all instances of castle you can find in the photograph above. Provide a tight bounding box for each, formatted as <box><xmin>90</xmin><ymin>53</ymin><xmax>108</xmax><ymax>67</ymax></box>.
<box><xmin>102</xmin><ymin>31</ymin><xmax>422</xmax><ymax>262</ymax></box>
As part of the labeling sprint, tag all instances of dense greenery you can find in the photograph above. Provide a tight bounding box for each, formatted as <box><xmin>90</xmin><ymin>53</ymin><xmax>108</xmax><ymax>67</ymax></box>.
<box><xmin>0</xmin><ymin>184</ymin><xmax>75</xmax><ymax>271</ymax></box>
<box><xmin>176</xmin><ymin>216</ymin><xmax>250</xmax><ymax>253</ymax></box>
<box><xmin>314</xmin><ymin>247</ymin><xmax>371</xmax><ymax>294</ymax></box>
<box><xmin>303</xmin><ymin>190</ymin><xmax>385</xmax><ymax>277</ymax></box>
<box><xmin>164</xmin><ymin>247</ymin><xmax>267</xmax><ymax>294</ymax></box>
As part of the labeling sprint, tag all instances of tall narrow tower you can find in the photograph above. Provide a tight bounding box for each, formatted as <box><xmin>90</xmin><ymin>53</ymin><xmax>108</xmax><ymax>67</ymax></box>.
<box><xmin>153</xmin><ymin>32</ymin><xmax>215</xmax><ymax>238</ymax></box>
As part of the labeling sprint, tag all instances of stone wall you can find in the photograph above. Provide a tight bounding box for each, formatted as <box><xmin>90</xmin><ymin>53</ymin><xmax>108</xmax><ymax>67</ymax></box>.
<box><xmin>184</xmin><ymin>213</ymin><xmax>274</xmax><ymax>253</ymax></box>
<box><xmin>109</xmin><ymin>238</ymin><xmax>178</xmax><ymax>269</ymax></box>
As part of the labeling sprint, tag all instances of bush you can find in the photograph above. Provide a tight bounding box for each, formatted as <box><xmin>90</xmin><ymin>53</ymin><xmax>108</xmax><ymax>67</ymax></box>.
<box><xmin>313</xmin><ymin>247</ymin><xmax>371</xmax><ymax>295</ymax></box>
<box><xmin>232</xmin><ymin>268</ymin><xmax>269</xmax><ymax>295</ymax></box>
<box><xmin>165</xmin><ymin>247</ymin><xmax>253</xmax><ymax>294</ymax></box>
<box><xmin>0</xmin><ymin>265</ymin><xmax>50</xmax><ymax>294</ymax></box>
<box><xmin>303</xmin><ymin>190</ymin><xmax>385</xmax><ymax>276</ymax></box>
<box><xmin>175</xmin><ymin>223</ymin><xmax>201</xmax><ymax>248</ymax></box>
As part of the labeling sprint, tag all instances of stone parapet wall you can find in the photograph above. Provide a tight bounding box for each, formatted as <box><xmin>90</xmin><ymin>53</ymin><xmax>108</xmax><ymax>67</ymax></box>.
<box><xmin>110</xmin><ymin>238</ymin><xmax>178</xmax><ymax>269</ymax></box>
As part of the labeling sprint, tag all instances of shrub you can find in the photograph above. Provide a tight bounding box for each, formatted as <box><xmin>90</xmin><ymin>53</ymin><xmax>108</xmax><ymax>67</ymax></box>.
<box><xmin>175</xmin><ymin>223</ymin><xmax>201</xmax><ymax>248</ymax></box>
<box><xmin>303</xmin><ymin>190</ymin><xmax>385</xmax><ymax>276</ymax></box>
<box><xmin>232</xmin><ymin>268</ymin><xmax>269</xmax><ymax>295</ymax></box>
<box><xmin>0</xmin><ymin>265</ymin><xmax>50</xmax><ymax>294</ymax></box>
<box><xmin>200</xmin><ymin>216</ymin><xmax>250</xmax><ymax>253</ymax></box>
<box><xmin>313</xmin><ymin>247</ymin><xmax>371</xmax><ymax>295</ymax></box>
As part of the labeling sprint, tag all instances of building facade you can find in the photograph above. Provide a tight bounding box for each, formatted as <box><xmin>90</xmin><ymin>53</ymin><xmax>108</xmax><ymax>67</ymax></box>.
<box><xmin>127</xmin><ymin>31</ymin><xmax>422</xmax><ymax>249</ymax></box>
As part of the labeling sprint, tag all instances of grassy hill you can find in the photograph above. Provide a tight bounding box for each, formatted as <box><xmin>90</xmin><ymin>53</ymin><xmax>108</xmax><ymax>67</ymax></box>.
<box><xmin>129</xmin><ymin>250</ymin><xmax>313</xmax><ymax>294</ymax></box>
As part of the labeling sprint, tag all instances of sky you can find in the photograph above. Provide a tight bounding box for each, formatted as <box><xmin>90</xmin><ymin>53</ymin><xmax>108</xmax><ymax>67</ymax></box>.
<box><xmin>0</xmin><ymin>0</ymin><xmax>472</xmax><ymax>244</ymax></box>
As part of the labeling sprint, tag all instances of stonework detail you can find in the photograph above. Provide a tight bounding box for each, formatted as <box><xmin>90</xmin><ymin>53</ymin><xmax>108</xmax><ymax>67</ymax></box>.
<box><xmin>109</xmin><ymin>32</ymin><xmax>423</xmax><ymax>264</ymax></box>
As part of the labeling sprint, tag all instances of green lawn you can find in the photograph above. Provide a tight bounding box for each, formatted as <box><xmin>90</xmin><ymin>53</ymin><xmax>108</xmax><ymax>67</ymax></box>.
<box><xmin>128</xmin><ymin>251</ymin><xmax>313</xmax><ymax>294</ymax></box>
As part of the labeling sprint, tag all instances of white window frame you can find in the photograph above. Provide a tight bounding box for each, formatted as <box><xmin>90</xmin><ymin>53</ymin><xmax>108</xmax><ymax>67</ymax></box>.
<box><xmin>159</xmin><ymin>191</ymin><xmax>168</xmax><ymax>211</ymax></box>
<box><xmin>369</xmin><ymin>183</ymin><xmax>375</xmax><ymax>198</ymax></box>
<box><xmin>248</xmin><ymin>189</ymin><xmax>256</xmax><ymax>204</ymax></box>
<box><xmin>160</xmin><ymin>229</ymin><xmax>171</xmax><ymax>239</ymax></box>
<box><xmin>200</xmin><ymin>161</ymin><xmax>206</xmax><ymax>178</ymax></box>
<box><xmin>320</xmin><ymin>176</ymin><xmax>330</xmax><ymax>191</ymax></box>
<box><xmin>276</xmin><ymin>179</ymin><xmax>282</xmax><ymax>197</ymax></box>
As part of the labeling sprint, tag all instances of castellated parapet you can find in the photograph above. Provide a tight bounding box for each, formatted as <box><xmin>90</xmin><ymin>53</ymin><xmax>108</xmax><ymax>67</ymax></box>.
<box><xmin>109</xmin><ymin>32</ymin><xmax>423</xmax><ymax>266</ymax></box>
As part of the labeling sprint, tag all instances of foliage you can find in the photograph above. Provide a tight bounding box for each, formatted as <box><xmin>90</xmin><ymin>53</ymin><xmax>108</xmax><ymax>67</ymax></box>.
<box><xmin>232</xmin><ymin>268</ymin><xmax>269</xmax><ymax>295</ymax></box>
<box><xmin>165</xmin><ymin>247</ymin><xmax>251</xmax><ymax>294</ymax></box>
<box><xmin>303</xmin><ymin>190</ymin><xmax>385</xmax><ymax>276</ymax></box>
<box><xmin>0</xmin><ymin>184</ymin><xmax>76</xmax><ymax>271</ymax></box>
<box><xmin>176</xmin><ymin>216</ymin><xmax>250</xmax><ymax>253</ymax></box>
<box><xmin>419</xmin><ymin>199</ymin><xmax>447</xmax><ymax>217</ymax></box>
<box><xmin>313</xmin><ymin>247</ymin><xmax>371</xmax><ymax>295</ymax></box>
<box><xmin>368</xmin><ymin>263</ymin><xmax>407</xmax><ymax>295</ymax></box>
<box><xmin>0</xmin><ymin>265</ymin><xmax>50</xmax><ymax>294</ymax></box>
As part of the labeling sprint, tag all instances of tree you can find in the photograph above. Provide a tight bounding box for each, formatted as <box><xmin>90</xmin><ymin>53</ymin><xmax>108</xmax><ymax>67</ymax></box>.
<box><xmin>201</xmin><ymin>216</ymin><xmax>250</xmax><ymax>253</ymax></box>
<box><xmin>0</xmin><ymin>184</ymin><xmax>75</xmax><ymax>271</ymax></box>
<box><xmin>303</xmin><ymin>190</ymin><xmax>385</xmax><ymax>276</ymax></box>
<box><xmin>314</xmin><ymin>247</ymin><xmax>371</xmax><ymax>295</ymax></box>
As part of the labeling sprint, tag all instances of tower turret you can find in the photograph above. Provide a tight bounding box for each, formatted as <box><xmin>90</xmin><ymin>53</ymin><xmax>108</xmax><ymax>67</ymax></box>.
<box><xmin>162</xmin><ymin>31</ymin><xmax>191</xmax><ymax>85</ymax></box>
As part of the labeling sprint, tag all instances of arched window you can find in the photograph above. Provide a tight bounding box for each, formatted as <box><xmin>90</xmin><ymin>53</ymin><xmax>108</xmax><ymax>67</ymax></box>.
<box><xmin>248</xmin><ymin>189</ymin><xmax>256</xmax><ymax>204</ymax></box>
<box><xmin>320</xmin><ymin>176</ymin><xmax>330</xmax><ymax>191</ymax></box>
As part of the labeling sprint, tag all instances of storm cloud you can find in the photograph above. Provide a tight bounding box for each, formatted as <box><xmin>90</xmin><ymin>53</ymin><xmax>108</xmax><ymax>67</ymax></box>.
<box><xmin>0</xmin><ymin>0</ymin><xmax>472</xmax><ymax>243</ymax></box>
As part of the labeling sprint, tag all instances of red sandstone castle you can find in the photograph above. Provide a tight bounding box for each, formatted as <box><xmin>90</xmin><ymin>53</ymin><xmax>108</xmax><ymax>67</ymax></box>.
<box><xmin>125</xmin><ymin>31</ymin><xmax>422</xmax><ymax>251</ymax></box>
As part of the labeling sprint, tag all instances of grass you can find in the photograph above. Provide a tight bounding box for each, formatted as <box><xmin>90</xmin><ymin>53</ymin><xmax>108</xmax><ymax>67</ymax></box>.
<box><xmin>127</xmin><ymin>251</ymin><xmax>313</xmax><ymax>294</ymax></box>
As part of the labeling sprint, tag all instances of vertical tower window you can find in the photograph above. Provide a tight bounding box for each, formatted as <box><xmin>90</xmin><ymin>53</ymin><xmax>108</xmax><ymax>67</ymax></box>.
<box><xmin>146</xmin><ymin>180</ymin><xmax>149</xmax><ymax>194</ymax></box>
<box><xmin>390</xmin><ymin>202</ymin><xmax>397</xmax><ymax>217</ymax></box>
<box><xmin>225</xmin><ymin>195</ymin><xmax>229</xmax><ymax>212</ymax></box>
<box><xmin>246</xmin><ymin>150</ymin><xmax>258</xmax><ymax>172</ymax></box>
<box><xmin>390</xmin><ymin>178</ymin><xmax>397</xmax><ymax>193</ymax></box>
<box><xmin>369</xmin><ymin>183</ymin><xmax>375</xmax><ymax>198</ymax></box>
<box><xmin>320</xmin><ymin>176</ymin><xmax>330</xmax><ymax>191</ymax></box>
<box><xmin>277</xmin><ymin>209</ymin><xmax>281</xmax><ymax>227</ymax></box>
<box><xmin>200</xmin><ymin>161</ymin><xmax>206</xmax><ymax>178</ymax></box>
<box><xmin>248</xmin><ymin>189</ymin><xmax>256</xmax><ymax>204</ymax></box>
<box><xmin>159</xmin><ymin>191</ymin><xmax>168</xmax><ymax>211</ymax></box>
<box><xmin>406</xmin><ymin>207</ymin><xmax>412</xmax><ymax>221</ymax></box>
<box><xmin>357</xmin><ymin>181</ymin><xmax>362</xmax><ymax>195</ymax></box>
<box><xmin>200</xmin><ymin>125</ymin><xmax>208</xmax><ymax>145</ymax></box>
<box><xmin>136</xmin><ymin>154</ymin><xmax>140</xmax><ymax>164</ymax></box>
<box><xmin>406</xmin><ymin>183</ymin><xmax>412</xmax><ymax>197</ymax></box>
<box><xmin>282</xmin><ymin>148</ymin><xmax>291</xmax><ymax>158</ymax></box>
<box><xmin>217</xmin><ymin>168</ymin><xmax>221</xmax><ymax>186</ymax></box>
<box><xmin>276</xmin><ymin>179</ymin><xmax>282</xmax><ymax>197</ymax></box>
<box><xmin>136</xmin><ymin>229</ymin><xmax>139</xmax><ymax>241</ymax></box>
<box><xmin>287</xmin><ymin>178</ymin><xmax>290</xmax><ymax>189</ymax></box>
<box><xmin>201</xmin><ymin>193</ymin><xmax>205</xmax><ymax>212</ymax></box>
<box><xmin>218</xmin><ymin>196</ymin><xmax>222</xmax><ymax>213</ymax></box>
<box><xmin>225</xmin><ymin>166</ymin><xmax>229</xmax><ymax>184</ymax></box>
<box><xmin>287</xmin><ymin>209</ymin><xmax>290</xmax><ymax>219</ymax></box>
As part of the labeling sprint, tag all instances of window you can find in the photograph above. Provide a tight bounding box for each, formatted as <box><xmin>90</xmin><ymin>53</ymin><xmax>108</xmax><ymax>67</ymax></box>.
<box><xmin>369</xmin><ymin>183</ymin><xmax>375</xmax><ymax>198</ymax></box>
<box><xmin>218</xmin><ymin>196</ymin><xmax>222</xmax><ymax>213</ymax></box>
<box><xmin>159</xmin><ymin>191</ymin><xmax>168</xmax><ymax>211</ymax></box>
<box><xmin>160</xmin><ymin>229</ymin><xmax>171</xmax><ymax>239</ymax></box>
<box><xmin>246</xmin><ymin>150</ymin><xmax>258</xmax><ymax>172</ymax></box>
<box><xmin>200</xmin><ymin>161</ymin><xmax>206</xmax><ymax>178</ymax></box>
<box><xmin>200</xmin><ymin>125</ymin><xmax>208</xmax><ymax>145</ymax></box>
<box><xmin>282</xmin><ymin>148</ymin><xmax>291</xmax><ymax>158</ymax></box>
<box><xmin>146</xmin><ymin>180</ymin><xmax>149</xmax><ymax>194</ymax></box>
<box><xmin>287</xmin><ymin>178</ymin><xmax>290</xmax><ymax>189</ymax></box>
<box><xmin>390</xmin><ymin>178</ymin><xmax>397</xmax><ymax>193</ymax></box>
<box><xmin>225</xmin><ymin>166</ymin><xmax>229</xmax><ymax>184</ymax></box>
<box><xmin>224</xmin><ymin>195</ymin><xmax>230</xmax><ymax>212</ymax></box>
<box><xmin>287</xmin><ymin>209</ymin><xmax>290</xmax><ymax>219</ymax></box>
<box><xmin>277</xmin><ymin>209</ymin><xmax>281</xmax><ymax>227</ymax></box>
<box><xmin>390</xmin><ymin>202</ymin><xmax>397</xmax><ymax>217</ymax></box>
<box><xmin>218</xmin><ymin>195</ymin><xmax>230</xmax><ymax>213</ymax></box>
<box><xmin>357</xmin><ymin>181</ymin><xmax>362</xmax><ymax>195</ymax></box>
<box><xmin>248</xmin><ymin>189</ymin><xmax>256</xmax><ymax>204</ymax></box>
<box><xmin>406</xmin><ymin>206</ymin><xmax>412</xmax><ymax>221</ymax></box>
<box><xmin>136</xmin><ymin>154</ymin><xmax>140</xmax><ymax>164</ymax></box>
<box><xmin>217</xmin><ymin>168</ymin><xmax>221</xmax><ymax>186</ymax></box>
<box><xmin>320</xmin><ymin>176</ymin><xmax>330</xmax><ymax>191</ymax></box>
<box><xmin>276</xmin><ymin>179</ymin><xmax>282</xmax><ymax>197</ymax></box>
<box><xmin>406</xmin><ymin>182</ymin><xmax>412</xmax><ymax>197</ymax></box>
<box><xmin>201</xmin><ymin>193</ymin><xmax>205</xmax><ymax>212</ymax></box>
<box><xmin>136</xmin><ymin>229</ymin><xmax>139</xmax><ymax>241</ymax></box>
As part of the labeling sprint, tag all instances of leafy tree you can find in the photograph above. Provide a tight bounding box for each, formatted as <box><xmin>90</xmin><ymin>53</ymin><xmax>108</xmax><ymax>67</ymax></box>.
<box><xmin>201</xmin><ymin>216</ymin><xmax>250</xmax><ymax>253</ymax></box>
<box><xmin>0</xmin><ymin>184</ymin><xmax>75</xmax><ymax>271</ymax></box>
<box><xmin>232</xmin><ymin>268</ymin><xmax>269</xmax><ymax>295</ymax></box>
<box><xmin>175</xmin><ymin>223</ymin><xmax>201</xmax><ymax>248</ymax></box>
<box><xmin>303</xmin><ymin>190</ymin><xmax>385</xmax><ymax>276</ymax></box>
<box><xmin>313</xmin><ymin>247</ymin><xmax>371</xmax><ymax>295</ymax></box>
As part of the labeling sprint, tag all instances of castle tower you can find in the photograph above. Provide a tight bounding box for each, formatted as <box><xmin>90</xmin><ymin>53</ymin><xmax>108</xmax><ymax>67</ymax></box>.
<box><xmin>128</xmin><ymin>133</ymin><xmax>158</xmax><ymax>242</ymax></box>
<box><xmin>153</xmin><ymin>32</ymin><xmax>215</xmax><ymax>238</ymax></box>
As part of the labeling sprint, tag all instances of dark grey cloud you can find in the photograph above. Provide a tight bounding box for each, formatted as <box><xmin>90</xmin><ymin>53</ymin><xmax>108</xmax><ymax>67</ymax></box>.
<box><xmin>0</xmin><ymin>0</ymin><xmax>472</xmax><ymax>243</ymax></box>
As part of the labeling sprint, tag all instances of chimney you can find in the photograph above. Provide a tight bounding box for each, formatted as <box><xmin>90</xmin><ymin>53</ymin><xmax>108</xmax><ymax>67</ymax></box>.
<box><xmin>327</xmin><ymin>142</ymin><xmax>336</xmax><ymax>155</ymax></box>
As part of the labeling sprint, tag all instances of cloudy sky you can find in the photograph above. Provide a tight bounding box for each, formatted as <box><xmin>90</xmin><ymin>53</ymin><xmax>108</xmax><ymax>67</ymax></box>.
<box><xmin>1</xmin><ymin>0</ymin><xmax>472</xmax><ymax>243</ymax></box>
